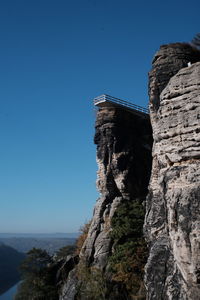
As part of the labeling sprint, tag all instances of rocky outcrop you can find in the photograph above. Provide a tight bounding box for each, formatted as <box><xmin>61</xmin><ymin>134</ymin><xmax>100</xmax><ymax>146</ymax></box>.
<box><xmin>59</xmin><ymin>42</ymin><xmax>200</xmax><ymax>300</ymax></box>
<box><xmin>60</xmin><ymin>105</ymin><xmax>152</xmax><ymax>299</ymax></box>
<box><xmin>149</xmin><ymin>43</ymin><xmax>200</xmax><ymax>111</ymax></box>
<box><xmin>145</xmin><ymin>44</ymin><xmax>200</xmax><ymax>299</ymax></box>
<box><xmin>80</xmin><ymin>107</ymin><xmax>152</xmax><ymax>268</ymax></box>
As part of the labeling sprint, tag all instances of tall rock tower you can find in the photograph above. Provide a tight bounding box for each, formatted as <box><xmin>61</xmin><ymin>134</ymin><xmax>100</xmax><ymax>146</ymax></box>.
<box><xmin>59</xmin><ymin>42</ymin><xmax>200</xmax><ymax>300</ymax></box>
<box><xmin>144</xmin><ymin>43</ymin><xmax>200</xmax><ymax>299</ymax></box>
<box><xmin>60</xmin><ymin>95</ymin><xmax>152</xmax><ymax>299</ymax></box>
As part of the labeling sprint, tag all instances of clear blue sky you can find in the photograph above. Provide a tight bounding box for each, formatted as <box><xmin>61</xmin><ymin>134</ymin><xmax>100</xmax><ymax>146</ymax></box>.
<box><xmin>0</xmin><ymin>0</ymin><xmax>199</xmax><ymax>233</ymax></box>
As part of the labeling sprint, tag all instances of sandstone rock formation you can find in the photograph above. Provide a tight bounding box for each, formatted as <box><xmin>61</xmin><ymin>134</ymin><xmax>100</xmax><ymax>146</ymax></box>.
<box><xmin>60</xmin><ymin>105</ymin><xmax>152</xmax><ymax>299</ymax></box>
<box><xmin>81</xmin><ymin>106</ymin><xmax>152</xmax><ymax>268</ymax></box>
<box><xmin>145</xmin><ymin>44</ymin><xmax>200</xmax><ymax>299</ymax></box>
<box><xmin>59</xmin><ymin>42</ymin><xmax>200</xmax><ymax>300</ymax></box>
<box><xmin>149</xmin><ymin>43</ymin><xmax>200</xmax><ymax>111</ymax></box>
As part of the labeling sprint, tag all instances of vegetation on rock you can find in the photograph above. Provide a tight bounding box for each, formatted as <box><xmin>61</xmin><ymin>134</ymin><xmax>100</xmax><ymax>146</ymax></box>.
<box><xmin>109</xmin><ymin>199</ymin><xmax>148</xmax><ymax>298</ymax></box>
<box><xmin>191</xmin><ymin>33</ymin><xmax>200</xmax><ymax>49</ymax></box>
<box><xmin>15</xmin><ymin>248</ymin><xmax>58</xmax><ymax>300</ymax></box>
<box><xmin>75</xmin><ymin>220</ymin><xmax>91</xmax><ymax>255</ymax></box>
<box><xmin>71</xmin><ymin>200</ymin><xmax>148</xmax><ymax>299</ymax></box>
<box><xmin>55</xmin><ymin>245</ymin><xmax>76</xmax><ymax>261</ymax></box>
<box><xmin>76</xmin><ymin>262</ymin><xmax>107</xmax><ymax>300</ymax></box>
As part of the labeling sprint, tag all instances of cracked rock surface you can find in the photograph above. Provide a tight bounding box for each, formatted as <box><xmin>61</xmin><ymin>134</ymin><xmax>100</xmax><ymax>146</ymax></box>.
<box><xmin>80</xmin><ymin>107</ymin><xmax>152</xmax><ymax>269</ymax></box>
<box><xmin>145</xmin><ymin>45</ymin><xmax>200</xmax><ymax>300</ymax></box>
<box><xmin>149</xmin><ymin>43</ymin><xmax>200</xmax><ymax>111</ymax></box>
<box><xmin>60</xmin><ymin>106</ymin><xmax>152</xmax><ymax>299</ymax></box>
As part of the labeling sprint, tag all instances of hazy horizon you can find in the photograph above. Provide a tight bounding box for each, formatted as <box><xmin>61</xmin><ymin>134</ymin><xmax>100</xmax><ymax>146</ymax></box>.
<box><xmin>0</xmin><ymin>232</ymin><xmax>79</xmax><ymax>236</ymax></box>
<box><xmin>0</xmin><ymin>232</ymin><xmax>78</xmax><ymax>234</ymax></box>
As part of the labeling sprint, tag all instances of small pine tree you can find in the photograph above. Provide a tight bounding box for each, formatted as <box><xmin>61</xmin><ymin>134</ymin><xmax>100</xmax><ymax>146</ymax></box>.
<box><xmin>55</xmin><ymin>245</ymin><xmax>76</xmax><ymax>261</ymax></box>
<box><xmin>108</xmin><ymin>199</ymin><xmax>148</xmax><ymax>298</ymax></box>
<box><xmin>191</xmin><ymin>33</ymin><xmax>200</xmax><ymax>49</ymax></box>
<box><xmin>15</xmin><ymin>248</ymin><xmax>58</xmax><ymax>300</ymax></box>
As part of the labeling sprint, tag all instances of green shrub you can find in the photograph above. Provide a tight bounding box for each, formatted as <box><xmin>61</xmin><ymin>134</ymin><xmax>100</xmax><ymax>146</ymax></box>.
<box><xmin>75</xmin><ymin>220</ymin><xmax>91</xmax><ymax>255</ymax></box>
<box><xmin>15</xmin><ymin>248</ymin><xmax>58</xmax><ymax>300</ymax></box>
<box><xmin>76</xmin><ymin>262</ymin><xmax>107</xmax><ymax>300</ymax></box>
<box><xmin>109</xmin><ymin>199</ymin><xmax>148</xmax><ymax>296</ymax></box>
<box><xmin>55</xmin><ymin>245</ymin><xmax>76</xmax><ymax>261</ymax></box>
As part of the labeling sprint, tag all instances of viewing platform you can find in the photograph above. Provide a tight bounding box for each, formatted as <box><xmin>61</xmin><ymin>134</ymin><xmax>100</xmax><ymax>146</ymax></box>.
<box><xmin>94</xmin><ymin>94</ymin><xmax>149</xmax><ymax>117</ymax></box>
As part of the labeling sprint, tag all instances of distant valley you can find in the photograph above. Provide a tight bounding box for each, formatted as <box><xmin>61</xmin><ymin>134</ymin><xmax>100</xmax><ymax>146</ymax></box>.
<box><xmin>0</xmin><ymin>243</ymin><xmax>25</xmax><ymax>295</ymax></box>
<box><xmin>0</xmin><ymin>233</ymin><xmax>78</xmax><ymax>296</ymax></box>
<box><xmin>0</xmin><ymin>233</ymin><xmax>78</xmax><ymax>254</ymax></box>
<box><xmin>0</xmin><ymin>237</ymin><xmax>76</xmax><ymax>254</ymax></box>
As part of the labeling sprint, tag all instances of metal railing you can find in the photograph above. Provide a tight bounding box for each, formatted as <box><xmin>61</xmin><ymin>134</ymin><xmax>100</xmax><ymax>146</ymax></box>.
<box><xmin>93</xmin><ymin>94</ymin><xmax>149</xmax><ymax>114</ymax></box>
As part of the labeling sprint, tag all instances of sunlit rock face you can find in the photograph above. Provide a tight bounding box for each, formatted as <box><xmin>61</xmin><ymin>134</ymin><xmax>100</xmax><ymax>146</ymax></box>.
<box><xmin>149</xmin><ymin>43</ymin><xmax>200</xmax><ymax>111</ymax></box>
<box><xmin>145</xmin><ymin>43</ymin><xmax>200</xmax><ymax>300</ymax></box>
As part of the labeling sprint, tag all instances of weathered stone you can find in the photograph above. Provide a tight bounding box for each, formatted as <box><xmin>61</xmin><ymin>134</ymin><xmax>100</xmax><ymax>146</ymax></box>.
<box><xmin>59</xmin><ymin>268</ymin><xmax>78</xmax><ymax>300</ymax></box>
<box><xmin>145</xmin><ymin>46</ymin><xmax>200</xmax><ymax>299</ymax></box>
<box><xmin>60</xmin><ymin>105</ymin><xmax>152</xmax><ymax>299</ymax></box>
<box><xmin>149</xmin><ymin>43</ymin><xmax>200</xmax><ymax>111</ymax></box>
<box><xmin>56</xmin><ymin>255</ymin><xmax>79</xmax><ymax>285</ymax></box>
<box><xmin>81</xmin><ymin>107</ymin><xmax>152</xmax><ymax>270</ymax></box>
<box><xmin>60</xmin><ymin>42</ymin><xmax>200</xmax><ymax>300</ymax></box>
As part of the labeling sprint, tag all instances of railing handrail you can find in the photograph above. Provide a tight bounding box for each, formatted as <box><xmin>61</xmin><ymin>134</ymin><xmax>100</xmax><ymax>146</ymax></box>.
<box><xmin>93</xmin><ymin>94</ymin><xmax>149</xmax><ymax>114</ymax></box>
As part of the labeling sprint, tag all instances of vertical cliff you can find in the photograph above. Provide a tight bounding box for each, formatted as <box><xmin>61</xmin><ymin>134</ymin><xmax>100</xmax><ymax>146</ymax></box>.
<box><xmin>60</xmin><ymin>105</ymin><xmax>152</xmax><ymax>299</ymax></box>
<box><xmin>144</xmin><ymin>44</ymin><xmax>200</xmax><ymax>299</ymax></box>
<box><xmin>148</xmin><ymin>43</ymin><xmax>200</xmax><ymax>111</ymax></box>
<box><xmin>81</xmin><ymin>106</ymin><xmax>152</xmax><ymax>268</ymax></box>
<box><xmin>59</xmin><ymin>42</ymin><xmax>200</xmax><ymax>300</ymax></box>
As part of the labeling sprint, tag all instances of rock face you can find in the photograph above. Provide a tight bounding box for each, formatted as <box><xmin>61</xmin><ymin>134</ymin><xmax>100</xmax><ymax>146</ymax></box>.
<box><xmin>60</xmin><ymin>42</ymin><xmax>200</xmax><ymax>300</ymax></box>
<box><xmin>80</xmin><ymin>106</ymin><xmax>152</xmax><ymax>269</ymax></box>
<box><xmin>149</xmin><ymin>43</ymin><xmax>200</xmax><ymax>111</ymax></box>
<box><xmin>60</xmin><ymin>105</ymin><xmax>152</xmax><ymax>299</ymax></box>
<box><xmin>145</xmin><ymin>44</ymin><xmax>200</xmax><ymax>299</ymax></box>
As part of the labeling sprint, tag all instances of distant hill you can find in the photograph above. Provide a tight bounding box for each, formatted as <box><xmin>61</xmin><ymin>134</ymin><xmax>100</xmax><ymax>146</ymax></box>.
<box><xmin>0</xmin><ymin>237</ymin><xmax>76</xmax><ymax>254</ymax></box>
<box><xmin>0</xmin><ymin>233</ymin><xmax>79</xmax><ymax>238</ymax></box>
<box><xmin>0</xmin><ymin>244</ymin><xmax>25</xmax><ymax>295</ymax></box>
<box><xmin>0</xmin><ymin>235</ymin><xmax>78</xmax><ymax>296</ymax></box>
